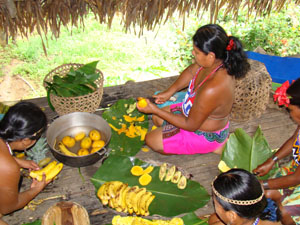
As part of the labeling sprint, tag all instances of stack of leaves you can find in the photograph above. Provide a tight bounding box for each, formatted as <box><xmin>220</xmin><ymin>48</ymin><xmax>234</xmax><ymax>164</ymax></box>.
<box><xmin>219</xmin><ymin>126</ymin><xmax>279</xmax><ymax>180</ymax></box>
<box><xmin>102</xmin><ymin>98</ymin><xmax>149</xmax><ymax>156</ymax></box>
<box><xmin>44</xmin><ymin>61</ymin><xmax>100</xmax><ymax>110</ymax></box>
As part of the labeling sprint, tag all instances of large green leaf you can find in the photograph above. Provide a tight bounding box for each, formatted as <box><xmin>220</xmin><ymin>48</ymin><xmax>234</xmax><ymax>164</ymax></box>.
<box><xmin>91</xmin><ymin>155</ymin><xmax>210</xmax><ymax>217</ymax></box>
<box><xmin>221</xmin><ymin>126</ymin><xmax>278</xmax><ymax>179</ymax></box>
<box><xmin>182</xmin><ymin>212</ymin><xmax>209</xmax><ymax>225</ymax></box>
<box><xmin>102</xmin><ymin>98</ymin><xmax>148</xmax><ymax>156</ymax></box>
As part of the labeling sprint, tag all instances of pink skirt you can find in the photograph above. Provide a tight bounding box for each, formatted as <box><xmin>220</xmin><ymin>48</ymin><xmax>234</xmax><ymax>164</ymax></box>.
<box><xmin>162</xmin><ymin>103</ymin><xmax>229</xmax><ymax>155</ymax></box>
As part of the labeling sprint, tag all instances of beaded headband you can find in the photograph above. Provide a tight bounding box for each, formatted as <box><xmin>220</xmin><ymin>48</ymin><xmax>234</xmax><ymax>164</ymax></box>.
<box><xmin>211</xmin><ymin>178</ymin><xmax>264</xmax><ymax>205</ymax></box>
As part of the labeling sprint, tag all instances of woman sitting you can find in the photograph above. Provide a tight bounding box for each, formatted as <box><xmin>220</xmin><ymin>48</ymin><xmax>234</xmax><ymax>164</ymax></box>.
<box><xmin>253</xmin><ymin>78</ymin><xmax>300</xmax><ymax>225</ymax></box>
<box><xmin>209</xmin><ymin>169</ymin><xmax>281</xmax><ymax>225</ymax></box>
<box><xmin>137</xmin><ymin>24</ymin><xmax>249</xmax><ymax>155</ymax></box>
<box><xmin>0</xmin><ymin>101</ymin><xmax>51</xmax><ymax>224</ymax></box>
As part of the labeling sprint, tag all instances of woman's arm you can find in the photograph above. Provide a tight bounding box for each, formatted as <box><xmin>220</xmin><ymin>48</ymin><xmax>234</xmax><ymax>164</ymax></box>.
<box><xmin>267</xmin><ymin>163</ymin><xmax>300</xmax><ymax>189</ymax></box>
<box><xmin>0</xmin><ymin>161</ymin><xmax>48</xmax><ymax>214</ymax></box>
<box><xmin>253</xmin><ymin>126</ymin><xmax>299</xmax><ymax>177</ymax></box>
<box><xmin>141</xmin><ymin>80</ymin><xmax>221</xmax><ymax>131</ymax></box>
<box><xmin>153</xmin><ymin>63</ymin><xmax>198</xmax><ymax>104</ymax></box>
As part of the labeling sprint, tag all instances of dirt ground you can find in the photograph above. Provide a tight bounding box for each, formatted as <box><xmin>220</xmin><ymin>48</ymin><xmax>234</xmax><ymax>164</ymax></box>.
<box><xmin>0</xmin><ymin>59</ymin><xmax>36</xmax><ymax>102</ymax></box>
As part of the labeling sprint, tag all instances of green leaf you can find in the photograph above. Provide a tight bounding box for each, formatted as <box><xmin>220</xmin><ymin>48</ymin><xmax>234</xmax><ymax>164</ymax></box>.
<box><xmin>221</xmin><ymin>126</ymin><xmax>278</xmax><ymax>179</ymax></box>
<box><xmin>102</xmin><ymin>98</ymin><xmax>148</xmax><ymax>156</ymax></box>
<box><xmin>77</xmin><ymin>60</ymin><xmax>99</xmax><ymax>75</ymax></box>
<box><xmin>182</xmin><ymin>212</ymin><xmax>209</xmax><ymax>225</ymax></box>
<box><xmin>22</xmin><ymin>220</ymin><xmax>41</xmax><ymax>225</ymax></box>
<box><xmin>53</xmin><ymin>75</ymin><xmax>65</xmax><ymax>84</ymax></box>
<box><xmin>91</xmin><ymin>155</ymin><xmax>210</xmax><ymax>217</ymax></box>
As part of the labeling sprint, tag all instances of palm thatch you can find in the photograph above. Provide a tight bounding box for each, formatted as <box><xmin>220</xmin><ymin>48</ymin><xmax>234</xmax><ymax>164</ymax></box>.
<box><xmin>1</xmin><ymin>0</ymin><xmax>299</xmax><ymax>45</ymax></box>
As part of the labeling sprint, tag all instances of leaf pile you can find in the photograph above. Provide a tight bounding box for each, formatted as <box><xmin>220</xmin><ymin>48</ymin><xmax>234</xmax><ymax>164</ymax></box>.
<box><xmin>102</xmin><ymin>98</ymin><xmax>148</xmax><ymax>156</ymax></box>
<box><xmin>91</xmin><ymin>155</ymin><xmax>210</xmax><ymax>217</ymax></box>
<box><xmin>45</xmin><ymin>61</ymin><xmax>100</xmax><ymax>98</ymax></box>
<box><xmin>221</xmin><ymin>126</ymin><xmax>278</xmax><ymax>180</ymax></box>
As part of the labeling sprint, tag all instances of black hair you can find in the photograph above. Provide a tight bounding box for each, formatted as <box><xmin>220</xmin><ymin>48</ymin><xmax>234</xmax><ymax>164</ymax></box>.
<box><xmin>287</xmin><ymin>78</ymin><xmax>300</xmax><ymax>108</ymax></box>
<box><xmin>212</xmin><ymin>169</ymin><xmax>281</xmax><ymax>221</ymax></box>
<box><xmin>192</xmin><ymin>24</ymin><xmax>250</xmax><ymax>78</ymax></box>
<box><xmin>0</xmin><ymin>101</ymin><xmax>47</xmax><ymax>142</ymax></box>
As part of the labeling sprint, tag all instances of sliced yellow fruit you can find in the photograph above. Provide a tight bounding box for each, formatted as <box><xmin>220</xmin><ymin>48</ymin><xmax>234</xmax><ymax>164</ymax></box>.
<box><xmin>139</xmin><ymin>173</ymin><xmax>152</xmax><ymax>186</ymax></box>
<box><xmin>130</xmin><ymin>166</ymin><xmax>144</xmax><ymax>176</ymax></box>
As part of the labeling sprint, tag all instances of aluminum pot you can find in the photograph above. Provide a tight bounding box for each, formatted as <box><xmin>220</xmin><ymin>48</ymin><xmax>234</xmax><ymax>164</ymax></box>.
<box><xmin>46</xmin><ymin>112</ymin><xmax>111</xmax><ymax>167</ymax></box>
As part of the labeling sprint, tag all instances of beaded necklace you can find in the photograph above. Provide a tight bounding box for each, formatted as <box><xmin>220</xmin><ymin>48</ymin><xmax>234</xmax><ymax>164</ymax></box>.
<box><xmin>5</xmin><ymin>141</ymin><xmax>13</xmax><ymax>155</ymax></box>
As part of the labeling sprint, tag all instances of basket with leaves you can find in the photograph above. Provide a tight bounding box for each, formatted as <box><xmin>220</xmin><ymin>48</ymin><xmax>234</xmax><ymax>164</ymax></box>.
<box><xmin>43</xmin><ymin>61</ymin><xmax>104</xmax><ymax>115</ymax></box>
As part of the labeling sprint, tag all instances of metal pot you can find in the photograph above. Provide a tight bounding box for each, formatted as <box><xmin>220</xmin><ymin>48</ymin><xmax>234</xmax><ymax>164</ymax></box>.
<box><xmin>46</xmin><ymin>112</ymin><xmax>111</xmax><ymax>167</ymax></box>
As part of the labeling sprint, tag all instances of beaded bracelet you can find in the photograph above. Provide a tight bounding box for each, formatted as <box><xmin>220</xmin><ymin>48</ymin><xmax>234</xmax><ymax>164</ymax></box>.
<box><xmin>262</xmin><ymin>180</ymin><xmax>270</xmax><ymax>190</ymax></box>
<box><xmin>272</xmin><ymin>155</ymin><xmax>279</xmax><ymax>162</ymax></box>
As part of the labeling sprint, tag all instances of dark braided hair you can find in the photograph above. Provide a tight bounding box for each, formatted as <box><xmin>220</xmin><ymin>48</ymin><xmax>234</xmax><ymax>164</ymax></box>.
<box><xmin>213</xmin><ymin>169</ymin><xmax>281</xmax><ymax>221</ymax></box>
<box><xmin>0</xmin><ymin>101</ymin><xmax>47</xmax><ymax>142</ymax></box>
<box><xmin>287</xmin><ymin>78</ymin><xmax>300</xmax><ymax>108</ymax></box>
<box><xmin>193</xmin><ymin>24</ymin><xmax>250</xmax><ymax>78</ymax></box>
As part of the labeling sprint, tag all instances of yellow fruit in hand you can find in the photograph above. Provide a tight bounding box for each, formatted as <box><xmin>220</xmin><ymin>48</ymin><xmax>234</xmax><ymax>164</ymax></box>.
<box><xmin>80</xmin><ymin>137</ymin><xmax>92</xmax><ymax>149</ymax></box>
<box><xmin>74</xmin><ymin>132</ymin><xmax>86</xmax><ymax>141</ymax></box>
<box><xmin>62</xmin><ymin>136</ymin><xmax>76</xmax><ymax>148</ymax></box>
<box><xmin>77</xmin><ymin>148</ymin><xmax>90</xmax><ymax>156</ymax></box>
<box><xmin>89</xmin><ymin>129</ymin><xmax>101</xmax><ymax>141</ymax></box>
<box><xmin>137</xmin><ymin>98</ymin><xmax>147</xmax><ymax>108</ymax></box>
<box><xmin>92</xmin><ymin>140</ymin><xmax>105</xmax><ymax>148</ymax></box>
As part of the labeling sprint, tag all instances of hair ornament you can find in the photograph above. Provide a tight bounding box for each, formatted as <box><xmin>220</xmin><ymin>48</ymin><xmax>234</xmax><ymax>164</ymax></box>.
<box><xmin>226</xmin><ymin>39</ymin><xmax>236</xmax><ymax>51</ymax></box>
<box><xmin>211</xmin><ymin>178</ymin><xmax>264</xmax><ymax>205</ymax></box>
<box><xmin>273</xmin><ymin>80</ymin><xmax>292</xmax><ymax>107</ymax></box>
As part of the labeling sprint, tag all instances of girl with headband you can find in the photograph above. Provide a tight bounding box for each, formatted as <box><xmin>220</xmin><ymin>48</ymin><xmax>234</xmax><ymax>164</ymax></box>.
<box><xmin>209</xmin><ymin>169</ymin><xmax>281</xmax><ymax>225</ymax></box>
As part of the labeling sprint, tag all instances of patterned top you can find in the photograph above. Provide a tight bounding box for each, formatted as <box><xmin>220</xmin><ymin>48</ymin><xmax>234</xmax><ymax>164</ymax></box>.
<box><xmin>292</xmin><ymin>129</ymin><xmax>300</xmax><ymax>165</ymax></box>
<box><xmin>182</xmin><ymin>64</ymin><xmax>223</xmax><ymax>117</ymax></box>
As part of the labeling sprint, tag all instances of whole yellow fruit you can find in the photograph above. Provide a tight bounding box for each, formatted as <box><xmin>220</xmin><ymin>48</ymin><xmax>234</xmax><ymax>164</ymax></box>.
<box><xmin>138</xmin><ymin>98</ymin><xmax>147</xmax><ymax>108</ymax></box>
<box><xmin>62</xmin><ymin>136</ymin><xmax>76</xmax><ymax>148</ymax></box>
<box><xmin>89</xmin><ymin>129</ymin><xmax>101</xmax><ymax>141</ymax></box>
<box><xmin>92</xmin><ymin>140</ymin><xmax>105</xmax><ymax>148</ymax></box>
<box><xmin>77</xmin><ymin>148</ymin><xmax>90</xmax><ymax>156</ymax></box>
<box><xmin>74</xmin><ymin>132</ymin><xmax>86</xmax><ymax>141</ymax></box>
<box><xmin>90</xmin><ymin>147</ymin><xmax>101</xmax><ymax>154</ymax></box>
<box><xmin>80</xmin><ymin>137</ymin><xmax>92</xmax><ymax>149</ymax></box>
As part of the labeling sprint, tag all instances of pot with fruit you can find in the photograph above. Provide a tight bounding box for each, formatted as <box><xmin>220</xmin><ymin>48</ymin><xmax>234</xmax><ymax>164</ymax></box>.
<box><xmin>46</xmin><ymin>112</ymin><xmax>111</xmax><ymax>167</ymax></box>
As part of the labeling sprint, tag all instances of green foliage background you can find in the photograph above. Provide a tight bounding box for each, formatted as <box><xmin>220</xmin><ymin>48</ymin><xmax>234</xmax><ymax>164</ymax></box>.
<box><xmin>0</xmin><ymin>3</ymin><xmax>299</xmax><ymax>99</ymax></box>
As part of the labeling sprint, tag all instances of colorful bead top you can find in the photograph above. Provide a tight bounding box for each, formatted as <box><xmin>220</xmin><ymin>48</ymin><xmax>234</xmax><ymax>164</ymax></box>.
<box><xmin>182</xmin><ymin>64</ymin><xmax>223</xmax><ymax>117</ymax></box>
<box><xmin>292</xmin><ymin>129</ymin><xmax>300</xmax><ymax>165</ymax></box>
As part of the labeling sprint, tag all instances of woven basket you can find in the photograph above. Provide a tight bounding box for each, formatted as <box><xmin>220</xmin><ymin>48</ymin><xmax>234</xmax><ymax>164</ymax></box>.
<box><xmin>230</xmin><ymin>59</ymin><xmax>272</xmax><ymax>122</ymax></box>
<box><xmin>44</xmin><ymin>63</ymin><xmax>104</xmax><ymax>116</ymax></box>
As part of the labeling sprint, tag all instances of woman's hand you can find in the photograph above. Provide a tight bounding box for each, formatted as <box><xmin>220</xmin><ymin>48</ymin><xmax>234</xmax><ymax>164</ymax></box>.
<box><xmin>136</xmin><ymin>99</ymin><xmax>158</xmax><ymax>114</ymax></box>
<box><xmin>153</xmin><ymin>91</ymin><xmax>173</xmax><ymax>104</ymax></box>
<box><xmin>31</xmin><ymin>174</ymin><xmax>51</xmax><ymax>191</ymax></box>
<box><xmin>253</xmin><ymin>158</ymin><xmax>274</xmax><ymax>177</ymax></box>
<box><xmin>15</xmin><ymin>158</ymin><xmax>39</xmax><ymax>171</ymax></box>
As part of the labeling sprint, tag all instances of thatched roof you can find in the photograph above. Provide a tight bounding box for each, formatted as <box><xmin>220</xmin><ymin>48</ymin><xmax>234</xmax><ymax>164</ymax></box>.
<box><xmin>1</xmin><ymin>0</ymin><xmax>299</xmax><ymax>48</ymax></box>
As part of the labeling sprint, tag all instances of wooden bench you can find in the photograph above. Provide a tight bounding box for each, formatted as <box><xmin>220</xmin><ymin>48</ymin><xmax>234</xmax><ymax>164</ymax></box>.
<box><xmin>4</xmin><ymin>76</ymin><xmax>297</xmax><ymax>225</ymax></box>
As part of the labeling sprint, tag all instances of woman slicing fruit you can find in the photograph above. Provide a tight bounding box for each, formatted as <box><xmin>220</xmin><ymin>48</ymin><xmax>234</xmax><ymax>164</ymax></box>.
<box><xmin>253</xmin><ymin>78</ymin><xmax>300</xmax><ymax>225</ymax></box>
<box><xmin>137</xmin><ymin>24</ymin><xmax>250</xmax><ymax>155</ymax></box>
<box><xmin>0</xmin><ymin>102</ymin><xmax>50</xmax><ymax>224</ymax></box>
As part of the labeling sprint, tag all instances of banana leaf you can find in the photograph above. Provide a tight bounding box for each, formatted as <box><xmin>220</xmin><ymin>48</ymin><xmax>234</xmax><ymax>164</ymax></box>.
<box><xmin>91</xmin><ymin>155</ymin><xmax>210</xmax><ymax>217</ymax></box>
<box><xmin>182</xmin><ymin>212</ymin><xmax>209</xmax><ymax>225</ymax></box>
<box><xmin>102</xmin><ymin>98</ymin><xmax>149</xmax><ymax>156</ymax></box>
<box><xmin>221</xmin><ymin>126</ymin><xmax>278</xmax><ymax>179</ymax></box>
